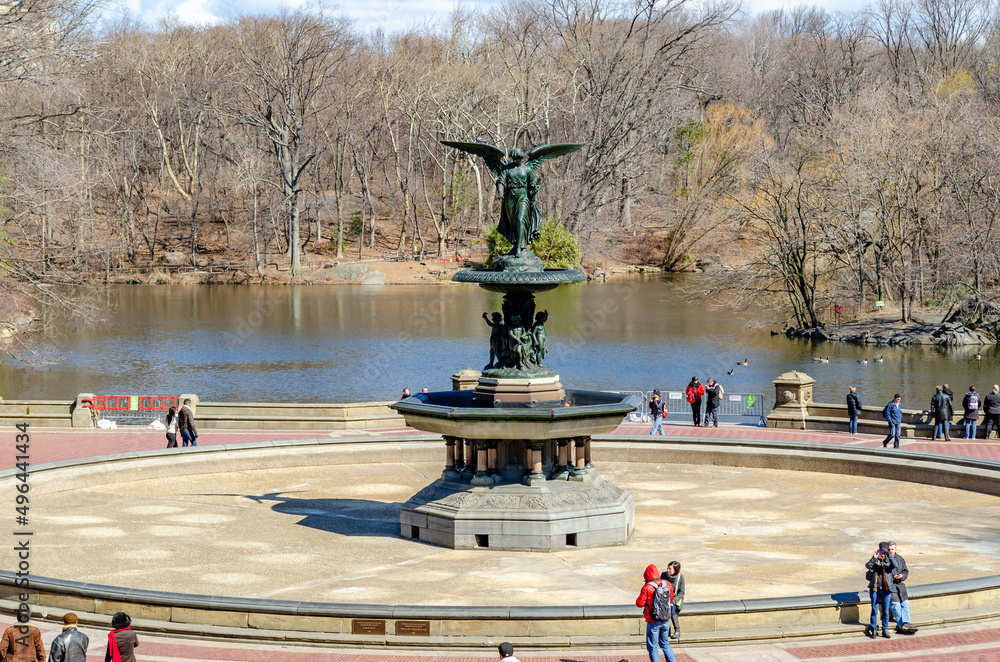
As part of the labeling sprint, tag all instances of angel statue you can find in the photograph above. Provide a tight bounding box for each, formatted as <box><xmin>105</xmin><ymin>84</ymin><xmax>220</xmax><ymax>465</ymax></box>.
<box><xmin>440</xmin><ymin>141</ymin><xmax>584</xmax><ymax>259</ymax></box>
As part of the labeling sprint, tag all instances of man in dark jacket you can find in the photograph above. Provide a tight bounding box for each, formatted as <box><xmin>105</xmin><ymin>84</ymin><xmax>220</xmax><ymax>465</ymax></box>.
<box><xmin>177</xmin><ymin>399</ymin><xmax>197</xmax><ymax>447</ymax></box>
<box><xmin>983</xmin><ymin>385</ymin><xmax>1000</xmax><ymax>439</ymax></box>
<box><xmin>847</xmin><ymin>387</ymin><xmax>862</xmax><ymax>435</ymax></box>
<box><xmin>865</xmin><ymin>542</ymin><xmax>898</xmax><ymax>639</ymax></box>
<box><xmin>704</xmin><ymin>379</ymin><xmax>724</xmax><ymax>428</ymax></box>
<box><xmin>887</xmin><ymin>542</ymin><xmax>918</xmax><ymax>635</ymax></box>
<box><xmin>882</xmin><ymin>394</ymin><xmax>902</xmax><ymax>448</ymax></box>
<box><xmin>930</xmin><ymin>385</ymin><xmax>953</xmax><ymax>441</ymax></box>
<box><xmin>963</xmin><ymin>386</ymin><xmax>980</xmax><ymax>439</ymax></box>
<box><xmin>48</xmin><ymin>613</ymin><xmax>88</xmax><ymax>662</ymax></box>
<box><xmin>636</xmin><ymin>564</ymin><xmax>676</xmax><ymax>662</ymax></box>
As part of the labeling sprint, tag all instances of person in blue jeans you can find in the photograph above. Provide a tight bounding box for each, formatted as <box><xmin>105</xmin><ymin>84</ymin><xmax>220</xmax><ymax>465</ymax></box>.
<box><xmin>846</xmin><ymin>386</ymin><xmax>862</xmax><ymax>435</ymax></box>
<box><xmin>962</xmin><ymin>386</ymin><xmax>980</xmax><ymax>439</ymax></box>
<box><xmin>636</xmin><ymin>564</ymin><xmax>677</xmax><ymax>662</ymax></box>
<box><xmin>882</xmin><ymin>394</ymin><xmax>902</xmax><ymax>448</ymax></box>
<box><xmin>649</xmin><ymin>390</ymin><xmax>666</xmax><ymax>436</ymax></box>
<box><xmin>865</xmin><ymin>542</ymin><xmax>898</xmax><ymax>638</ymax></box>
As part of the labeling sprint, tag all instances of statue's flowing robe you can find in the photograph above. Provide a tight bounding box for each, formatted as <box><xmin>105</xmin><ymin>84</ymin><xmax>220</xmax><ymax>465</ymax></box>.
<box><xmin>498</xmin><ymin>165</ymin><xmax>541</xmax><ymax>255</ymax></box>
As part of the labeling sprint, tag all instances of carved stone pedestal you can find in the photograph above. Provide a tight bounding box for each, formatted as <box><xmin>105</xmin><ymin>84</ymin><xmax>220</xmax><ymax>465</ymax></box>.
<box><xmin>473</xmin><ymin>376</ymin><xmax>566</xmax><ymax>405</ymax></box>
<box><xmin>400</xmin><ymin>473</ymin><xmax>635</xmax><ymax>551</ymax></box>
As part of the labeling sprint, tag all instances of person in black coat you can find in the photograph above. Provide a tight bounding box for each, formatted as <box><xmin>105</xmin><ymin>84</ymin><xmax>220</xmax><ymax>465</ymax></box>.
<box><xmin>930</xmin><ymin>385</ymin><xmax>953</xmax><ymax>441</ymax></box>
<box><xmin>847</xmin><ymin>386</ymin><xmax>862</xmax><ymax>436</ymax></box>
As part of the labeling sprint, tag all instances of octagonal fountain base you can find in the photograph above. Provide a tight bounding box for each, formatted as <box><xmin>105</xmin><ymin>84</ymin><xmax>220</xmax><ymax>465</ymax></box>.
<box><xmin>401</xmin><ymin>473</ymin><xmax>634</xmax><ymax>551</ymax></box>
<box><xmin>392</xmin><ymin>387</ymin><xmax>639</xmax><ymax>551</ymax></box>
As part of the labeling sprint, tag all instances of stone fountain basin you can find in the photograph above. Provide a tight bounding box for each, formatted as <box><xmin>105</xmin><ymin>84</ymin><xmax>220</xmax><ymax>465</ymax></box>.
<box><xmin>391</xmin><ymin>389</ymin><xmax>638</xmax><ymax>440</ymax></box>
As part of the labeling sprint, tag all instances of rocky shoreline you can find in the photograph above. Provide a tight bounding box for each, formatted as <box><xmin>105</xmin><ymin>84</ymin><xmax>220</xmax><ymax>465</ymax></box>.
<box><xmin>781</xmin><ymin>317</ymin><xmax>993</xmax><ymax>347</ymax></box>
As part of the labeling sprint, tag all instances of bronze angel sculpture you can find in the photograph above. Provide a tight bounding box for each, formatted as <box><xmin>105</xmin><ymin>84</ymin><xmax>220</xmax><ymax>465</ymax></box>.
<box><xmin>441</xmin><ymin>141</ymin><xmax>584</xmax><ymax>258</ymax></box>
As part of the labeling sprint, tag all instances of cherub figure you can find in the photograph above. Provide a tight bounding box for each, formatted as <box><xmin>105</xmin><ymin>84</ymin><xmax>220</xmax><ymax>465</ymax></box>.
<box><xmin>531</xmin><ymin>310</ymin><xmax>548</xmax><ymax>364</ymax></box>
<box><xmin>507</xmin><ymin>314</ymin><xmax>534</xmax><ymax>369</ymax></box>
<box><xmin>483</xmin><ymin>311</ymin><xmax>506</xmax><ymax>369</ymax></box>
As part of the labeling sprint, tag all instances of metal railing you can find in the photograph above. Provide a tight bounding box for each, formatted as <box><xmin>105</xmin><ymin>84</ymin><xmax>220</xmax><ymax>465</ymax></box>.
<box><xmin>622</xmin><ymin>390</ymin><xmax>767</xmax><ymax>427</ymax></box>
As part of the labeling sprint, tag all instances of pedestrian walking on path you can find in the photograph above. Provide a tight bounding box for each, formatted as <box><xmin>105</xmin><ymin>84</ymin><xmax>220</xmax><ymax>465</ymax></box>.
<box><xmin>931</xmin><ymin>385</ymin><xmax>953</xmax><ymax>441</ymax></box>
<box><xmin>497</xmin><ymin>642</ymin><xmax>520</xmax><ymax>662</ymax></box>
<box><xmin>105</xmin><ymin>612</ymin><xmax>138</xmax><ymax>662</ymax></box>
<box><xmin>882</xmin><ymin>394</ymin><xmax>902</xmax><ymax>448</ymax></box>
<box><xmin>846</xmin><ymin>386</ymin><xmax>862</xmax><ymax>436</ymax></box>
<box><xmin>685</xmin><ymin>378</ymin><xmax>704</xmax><ymax>427</ymax></box>
<box><xmin>636</xmin><ymin>564</ymin><xmax>677</xmax><ymax>662</ymax></box>
<box><xmin>1</xmin><ymin>619</ymin><xmax>44</xmax><ymax>662</ymax></box>
<box><xmin>177</xmin><ymin>400</ymin><xmax>198</xmax><ymax>447</ymax></box>
<box><xmin>164</xmin><ymin>407</ymin><xmax>178</xmax><ymax>449</ymax></box>
<box><xmin>47</xmin><ymin>613</ymin><xmax>88</xmax><ymax>662</ymax></box>
<box><xmin>649</xmin><ymin>390</ymin><xmax>666</xmax><ymax>436</ymax></box>
<box><xmin>963</xmin><ymin>386</ymin><xmax>980</xmax><ymax>439</ymax></box>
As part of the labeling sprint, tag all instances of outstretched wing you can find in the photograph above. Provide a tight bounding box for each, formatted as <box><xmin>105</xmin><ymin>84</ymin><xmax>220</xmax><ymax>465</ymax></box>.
<box><xmin>440</xmin><ymin>141</ymin><xmax>506</xmax><ymax>175</ymax></box>
<box><xmin>525</xmin><ymin>143</ymin><xmax>585</xmax><ymax>173</ymax></box>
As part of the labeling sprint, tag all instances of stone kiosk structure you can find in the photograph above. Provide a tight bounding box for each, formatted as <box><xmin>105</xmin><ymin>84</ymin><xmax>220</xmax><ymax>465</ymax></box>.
<box><xmin>391</xmin><ymin>140</ymin><xmax>637</xmax><ymax>551</ymax></box>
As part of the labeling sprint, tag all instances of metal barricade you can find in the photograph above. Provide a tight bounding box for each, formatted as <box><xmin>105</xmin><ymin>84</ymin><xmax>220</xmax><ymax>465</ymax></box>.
<box><xmin>716</xmin><ymin>393</ymin><xmax>767</xmax><ymax>426</ymax></box>
<box><xmin>93</xmin><ymin>395</ymin><xmax>179</xmax><ymax>425</ymax></box>
<box><xmin>613</xmin><ymin>390</ymin><xmax>650</xmax><ymax>423</ymax></box>
<box><xmin>659</xmin><ymin>390</ymin><xmax>767</xmax><ymax>427</ymax></box>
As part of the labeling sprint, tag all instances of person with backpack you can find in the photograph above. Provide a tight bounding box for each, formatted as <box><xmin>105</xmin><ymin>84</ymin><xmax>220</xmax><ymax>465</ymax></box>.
<box><xmin>636</xmin><ymin>564</ymin><xmax>677</xmax><ymax>662</ymax></box>
<box><xmin>649</xmin><ymin>390</ymin><xmax>666</xmax><ymax>436</ymax></box>
<box><xmin>685</xmin><ymin>377</ymin><xmax>705</xmax><ymax>427</ymax></box>
<box><xmin>930</xmin><ymin>385</ymin><xmax>953</xmax><ymax>441</ymax></box>
<box><xmin>846</xmin><ymin>386</ymin><xmax>862</xmax><ymax>436</ymax></box>
<box><xmin>882</xmin><ymin>394</ymin><xmax>902</xmax><ymax>449</ymax></box>
<box><xmin>962</xmin><ymin>386</ymin><xmax>980</xmax><ymax>439</ymax></box>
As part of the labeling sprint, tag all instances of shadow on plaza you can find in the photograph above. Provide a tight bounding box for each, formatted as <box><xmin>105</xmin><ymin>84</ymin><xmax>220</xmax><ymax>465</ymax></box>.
<box><xmin>239</xmin><ymin>492</ymin><xmax>405</xmax><ymax>538</ymax></box>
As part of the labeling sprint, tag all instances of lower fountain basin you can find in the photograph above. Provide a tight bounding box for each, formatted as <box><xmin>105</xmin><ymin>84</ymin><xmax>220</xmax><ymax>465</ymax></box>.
<box><xmin>390</xmin><ymin>388</ymin><xmax>639</xmax><ymax>440</ymax></box>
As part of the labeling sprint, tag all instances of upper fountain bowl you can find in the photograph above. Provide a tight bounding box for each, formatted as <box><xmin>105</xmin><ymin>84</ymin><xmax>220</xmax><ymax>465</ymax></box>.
<box><xmin>452</xmin><ymin>268</ymin><xmax>586</xmax><ymax>294</ymax></box>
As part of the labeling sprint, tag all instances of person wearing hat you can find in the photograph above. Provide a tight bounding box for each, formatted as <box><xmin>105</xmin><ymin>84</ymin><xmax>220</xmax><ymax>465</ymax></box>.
<box><xmin>104</xmin><ymin>613</ymin><xmax>138</xmax><ymax>662</ymax></box>
<box><xmin>48</xmin><ymin>613</ymin><xmax>88</xmax><ymax>662</ymax></box>
<box><xmin>649</xmin><ymin>390</ymin><xmax>666</xmax><ymax>435</ymax></box>
<box><xmin>882</xmin><ymin>394</ymin><xmax>903</xmax><ymax>449</ymax></box>
<box><xmin>685</xmin><ymin>377</ymin><xmax>705</xmax><ymax>427</ymax></box>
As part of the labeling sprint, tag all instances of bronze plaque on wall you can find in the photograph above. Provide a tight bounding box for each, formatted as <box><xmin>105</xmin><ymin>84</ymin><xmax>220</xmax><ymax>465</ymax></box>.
<box><xmin>352</xmin><ymin>619</ymin><xmax>386</xmax><ymax>635</ymax></box>
<box><xmin>396</xmin><ymin>620</ymin><xmax>430</xmax><ymax>636</ymax></box>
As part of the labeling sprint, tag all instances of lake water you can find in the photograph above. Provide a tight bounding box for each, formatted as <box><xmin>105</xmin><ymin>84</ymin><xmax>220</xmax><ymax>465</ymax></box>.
<box><xmin>8</xmin><ymin>281</ymin><xmax>996</xmax><ymax>409</ymax></box>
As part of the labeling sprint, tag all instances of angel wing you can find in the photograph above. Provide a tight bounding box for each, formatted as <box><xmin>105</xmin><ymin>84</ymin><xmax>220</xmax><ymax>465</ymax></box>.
<box><xmin>440</xmin><ymin>141</ymin><xmax>506</xmax><ymax>176</ymax></box>
<box><xmin>525</xmin><ymin>143</ymin><xmax>585</xmax><ymax>173</ymax></box>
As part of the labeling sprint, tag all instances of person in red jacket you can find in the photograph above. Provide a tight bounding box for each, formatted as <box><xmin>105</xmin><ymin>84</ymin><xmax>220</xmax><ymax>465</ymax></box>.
<box><xmin>636</xmin><ymin>564</ymin><xmax>677</xmax><ymax>662</ymax></box>
<box><xmin>685</xmin><ymin>377</ymin><xmax>705</xmax><ymax>427</ymax></box>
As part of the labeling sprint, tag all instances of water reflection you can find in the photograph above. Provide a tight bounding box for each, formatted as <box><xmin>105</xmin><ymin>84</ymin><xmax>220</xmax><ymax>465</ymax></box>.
<box><xmin>6</xmin><ymin>282</ymin><xmax>997</xmax><ymax>407</ymax></box>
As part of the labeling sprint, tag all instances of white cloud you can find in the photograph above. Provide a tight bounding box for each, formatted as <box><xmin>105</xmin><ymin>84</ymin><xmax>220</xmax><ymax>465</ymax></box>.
<box><xmin>173</xmin><ymin>0</ymin><xmax>224</xmax><ymax>25</ymax></box>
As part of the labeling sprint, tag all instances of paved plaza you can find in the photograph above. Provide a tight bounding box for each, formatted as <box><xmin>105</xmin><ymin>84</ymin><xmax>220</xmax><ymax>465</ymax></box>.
<box><xmin>6</xmin><ymin>420</ymin><xmax>1000</xmax><ymax>660</ymax></box>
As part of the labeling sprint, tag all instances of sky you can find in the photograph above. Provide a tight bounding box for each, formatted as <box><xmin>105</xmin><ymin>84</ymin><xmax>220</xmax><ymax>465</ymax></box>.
<box><xmin>124</xmin><ymin>0</ymin><xmax>869</xmax><ymax>35</ymax></box>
